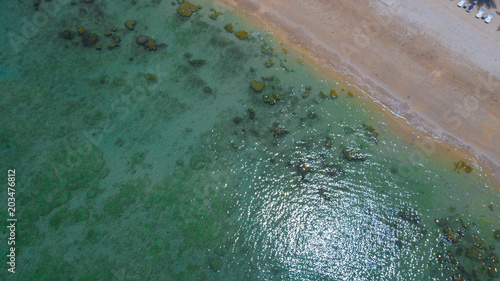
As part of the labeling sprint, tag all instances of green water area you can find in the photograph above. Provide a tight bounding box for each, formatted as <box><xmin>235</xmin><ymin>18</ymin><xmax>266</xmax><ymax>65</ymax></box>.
<box><xmin>0</xmin><ymin>0</ymin><xmax>499</xmax><ymax>280</ymax></box>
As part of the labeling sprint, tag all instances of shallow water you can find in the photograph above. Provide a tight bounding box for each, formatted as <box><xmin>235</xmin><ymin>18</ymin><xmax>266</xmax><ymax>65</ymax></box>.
<box><xmin>0</xmin><ymin>0</ymin><xmax>499</xmax><ymax>280</ymax></box>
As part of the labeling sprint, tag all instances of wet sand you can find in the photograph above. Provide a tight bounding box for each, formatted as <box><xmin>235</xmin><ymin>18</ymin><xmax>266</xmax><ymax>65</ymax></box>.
<box><xmin>214</xmin><ymin>0</ymin><xmax>500</xmax><ymax>180</ymax></box>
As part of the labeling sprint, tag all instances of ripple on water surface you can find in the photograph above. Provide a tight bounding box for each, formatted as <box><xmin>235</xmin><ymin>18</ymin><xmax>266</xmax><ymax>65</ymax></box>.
<box><xmin>2</xmin><ymin>0</ymin><xmax>498</xmax><ymax>280</ymax></box>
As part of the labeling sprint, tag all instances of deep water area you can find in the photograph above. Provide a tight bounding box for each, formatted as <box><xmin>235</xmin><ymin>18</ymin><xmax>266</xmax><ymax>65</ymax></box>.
<box><xmin>0</xmin><ymin>0</ymin><xmax>499</xmax><ymax>280</ymax></box>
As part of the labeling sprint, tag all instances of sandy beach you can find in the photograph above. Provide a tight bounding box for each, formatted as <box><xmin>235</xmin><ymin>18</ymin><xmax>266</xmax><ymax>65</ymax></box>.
<box><xmin>214</xmin><ymin>0</ymin><xmax>500</xmax><ymax>179</ymax></box>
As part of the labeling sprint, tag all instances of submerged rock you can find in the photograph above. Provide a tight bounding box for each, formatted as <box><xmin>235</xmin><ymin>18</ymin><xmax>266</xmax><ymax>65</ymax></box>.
<box><xmin>489</xmin><ymin>265</ymin><xmax>499</xmax><ymax>277</ymax></box>
<box><xmin>324</xmin><ymin>163</ymin><xmax>344</xmax><ymax>178</ymax></box>
<box><xmin>59</xmin><ymin>30</ymin><xmax>75</xmax><ymax>40</ymax></box>
<box><xmin>177</xmin><ymin>1</ymin><xmax>198</xmax><ymax>17</ymax></box>
<box><xmin>125</xmin><ymin>20</ymin><xmax>136</xmax><ymax>30</ymax></box>
<box><xmin>494</xmin><ymin>229</ymin><xmax>500</xmax><ymax>240</ymax></box>
<box><xmin>444</xmin><ymin>227</ymin><xmax>459</xmax><ymax>243</ymax></box>
<box><xmin>454</xmin><ymin>159</ymin><xmax>473</xmax><ymax>173</ymax></box>
<box><xmin>270</xmin><ymin>123</ymin><xmax>287</xmax><ymax>137</ymax></box>
<box><xmin>261</xmin><ymin>46</ymin><xmax>274</xmax><ymax>56</ymax></box>
<box><xmin>343</xmin><ymin>148</ymin><xmax>365</xmax><ymax>161</ymax></box>
<box><xmin>448</xmin><ymin>250</ymin><xmax>457</xmax><ymax>264</ymax></box>
<box><xmin>190</xmin><ymin>154</ymin><xmax>210</xmax><ymax>170</ymax></box>
<box><xmin>297</xmin><ymin>160</ymin><xmax>312</xmax><ymax>179</ymax></box>
<box><xmin>247</xmin><ymin>108</ymin><xmax>255</xmax><ymax>119</ymax></box>
<box><xmin>262</xmin><ymin>93</ymin><xmax>281</xmax><ymax>105</ymax></box>
<box><xmin>452</xmin><ymin>274</ymin><xmax>465</xmax><ymax>281</ymax></box>
<box><xmin>398</xmin><ymin>209</ymin><xmax>421</xmax><ymax>225</ymax></box>
<box><xmin>465</xmin><ymin>247</ymin><xmax>485</xmax><ymax>261</ymax></box>
<box><xmin>235</xmin><ymin>30</ymin><xmax>248</xmax><ymax>39</ymax></box>
<box><xmin>466</xmin><ymin>234</ymin><xmax>487</xmax><ymax>250</ymax></box>
<box><xmin>108</xmin><ymin>34</ymin><xmax>121</xmax><ymax>49</ymax></box>
<box><xmin>232</xmin><ymin>117</ymin><xmax>243</xmax><ymax>124</ymax></box>
<box><xmin>136</xmin><ymin>35</ymin><xmax>149</xmax><ymax>45</ymax></box>
<box><xmin>261</xmin><ymin>95</ymin><xmax>276</xmax><ymax>105</ymax></box>
<box><xmin>214</xmin><ymin>245</ymin><xmax>228</xmax><ymax>256</ymax></box>
<box><xmin>224</xmin><ymin>23</ymin><xmax>233</xmax><ymax>33</ymax></box>
<box><xmin>331</xmin><ymin>89</ymin><xmax>339</xmax><ymax>98</ymax></box>
<box><xmin>82</xmin><ymin>33</ymin><xmax>99</xmax><ymax>46</ymax></box>
<box><xmin>145</xmin><ymin>73</ymin><xmax>158</xmax><ymax>82</ymax></box>
<box><xmin>250</xmin><ymin>80</ymin><xmax>265</xmax><ymax>92</ymax></box>
<box><xmin>363</xmin><ymin>124</ymin><xmax>379</xmax><ymax>141</ymax></box>
<box><xmin>203</xmin><ymin>86</ymin><xmax>212</xmax><ymax>93</ymax></box>
<box><xmin>144</xmin><ymin>39</ymin><xmax>157</xmax><ymax>51</ymax></box>
<box><xmin>189</xmin><ymin>59</ymin><xmax>206</xmax><ymax>67</ymax></box>
<box><xmin>316</xmin><ymin>188</ymin><xmax>330</xmax><ymax>201</ymax></box>
<box><xmin>302</xmin><ymin>86</ymin><xmax>312</xmax><ymax>98</ymax></box>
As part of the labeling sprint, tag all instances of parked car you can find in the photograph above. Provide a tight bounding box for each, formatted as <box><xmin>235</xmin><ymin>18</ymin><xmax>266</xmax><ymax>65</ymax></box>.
<box><xmin>466</xmin><ymin>2</ymin><xmax>476</xmax><ymax>12</ymax></box>
<box><xmin>485</xmin><ymin>12</ymin><xmax>494</xmax><ymax>23</ymax></box>
<box><xmin>458</xmin><ymin>0</ymin><xmax>467</xmax><ymax>7</ymax></box>
<box><xmin>476</xmin><ymin>7</ymin><xmax>486</xmax><ymax>18</ymax></box>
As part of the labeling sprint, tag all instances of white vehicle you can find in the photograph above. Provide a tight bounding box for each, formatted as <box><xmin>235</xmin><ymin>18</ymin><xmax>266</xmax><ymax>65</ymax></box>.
<box><xmin>485</xmin><ymin>12</ymin><xmax>494</xmax><ymax>23</ymax></box>
<box><xmin>458</xmin><ymin>0</ymin><xmax>467</xmax><ymax>7</ymax></box>
<box><xmin>476</xmin><ymin>7</ymin><xmax>486</xmax><ymax>18</ymax></box>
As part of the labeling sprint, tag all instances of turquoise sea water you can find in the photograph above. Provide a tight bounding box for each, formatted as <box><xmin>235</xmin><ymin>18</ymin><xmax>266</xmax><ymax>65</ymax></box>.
<box><xmin>0</xmin><ymin>0</ymin><xmax>499</xmax><ymax>280</ymax></box>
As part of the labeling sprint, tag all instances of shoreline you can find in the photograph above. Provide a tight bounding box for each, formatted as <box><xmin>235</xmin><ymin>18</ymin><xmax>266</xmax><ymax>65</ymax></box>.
<box><xmin>213</xmin><ymin>0</ymin><xmax>500</xmax><ymax>184</ymax></box>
